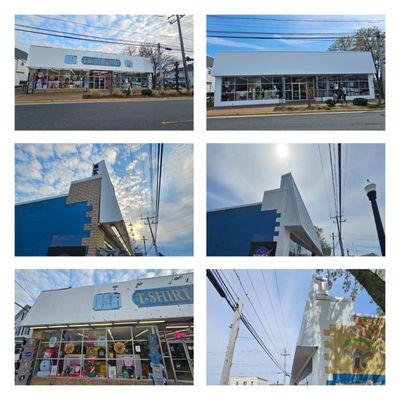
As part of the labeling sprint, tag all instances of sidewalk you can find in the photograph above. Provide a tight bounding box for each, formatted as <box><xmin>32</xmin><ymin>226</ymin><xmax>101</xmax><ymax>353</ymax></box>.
<box><xmin>15</xmin><ymin>90</ymin><xmax>193</xmax><ymax>104</ymax></box>
<box><xmin>207</xmin><ymin>101</ymin><xmax>385</xmax><ymax>117</ymax></box>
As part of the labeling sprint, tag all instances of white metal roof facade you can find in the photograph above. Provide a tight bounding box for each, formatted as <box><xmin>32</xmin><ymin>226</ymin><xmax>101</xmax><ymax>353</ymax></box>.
<box><xmin>22</xmin><ymin>273</ymin><xmax>193</xmax><ymax>327</ymax></box>
<box><xmin>213</xmin><ymin>51</ymin><xmax>376</xmax><ymax>76</ymax></box>
<box><xmin>27</xmin><ymin>45</ymin><xmax>153</xmax><ymax>73</ymax></box>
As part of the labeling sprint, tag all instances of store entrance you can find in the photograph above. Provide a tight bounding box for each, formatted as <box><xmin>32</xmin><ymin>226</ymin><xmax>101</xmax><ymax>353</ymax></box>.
<box><xmin>89</xmin><ymin>72</ymin><xmax>108</xmax><ymax>90</ymax></box>
<box><xmin>94</xmin><ymin>76</ymin><xmax>106</xmax><ymax>90</ymax></box>
<box><xmin>168</xmin><ymin>341</ymin><xmax>193</xmax><ymax>383</ymax></box>
<box><xmin>291</xmin><ymin>82</ymin><xmax>307</xmax><ymax>101</ymax></box>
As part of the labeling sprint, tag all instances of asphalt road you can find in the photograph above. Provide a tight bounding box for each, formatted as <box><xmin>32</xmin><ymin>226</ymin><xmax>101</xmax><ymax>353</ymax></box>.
<box><xmin>207</xmin><ymin>111</ymin><xmax>385</xmax><ymax>131</ymax></box>
<box><xmin>15</xmin><ymin>99</ymin><xmax>193</xmax><ymax>130</ymax></box>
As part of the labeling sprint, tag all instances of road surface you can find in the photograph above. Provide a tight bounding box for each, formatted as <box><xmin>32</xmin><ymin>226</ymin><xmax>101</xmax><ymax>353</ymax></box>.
<box><xmin>16</xmin><ymin>99</ymin><xmax>193</xmax><ymax>130</ymax></box>
<box><xmin>207</xmin><ymin>111</ymin><xmax>385</xmax><ymax>131</ymax></box>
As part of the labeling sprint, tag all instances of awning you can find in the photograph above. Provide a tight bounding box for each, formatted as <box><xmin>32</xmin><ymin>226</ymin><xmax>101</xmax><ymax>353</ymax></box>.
<box><xmin>290</xmin><ymin>345</ymin><xmax>318</xmax><ymax>385</ymax></box>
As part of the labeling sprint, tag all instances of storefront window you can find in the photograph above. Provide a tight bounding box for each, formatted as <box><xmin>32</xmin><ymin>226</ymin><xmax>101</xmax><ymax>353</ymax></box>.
<box><xmin>93</xmin><ymin>292</ymin><xmax>121</xmax><ymax>311</ymax></box>
<box><xmin>317</xmin><ymin>74</ymin><xmax>370</xmax><ymax>97</ymax></box>
<box><xmin>35</xmin><ymin>69</ymin><xmax>48</xmax><ymax>89</ymax></box>
<box><xmin>289</xmin><ymin>235</ymin><xmax>313</xmax><ymax>256</ymax></box>
<box><xmin>47</xmin><ymin>69</ymin><xmax>60</xmax><ymax>89</ymax></box>
<box><xmin>31</xmin><ymin>323</ymin><xmax>193</xmax><ymax>383</ymax></box>
<box><xmin>221</xmin><ymin>76</ymin><xmax>283</xmax><ymax>102</ymax></box>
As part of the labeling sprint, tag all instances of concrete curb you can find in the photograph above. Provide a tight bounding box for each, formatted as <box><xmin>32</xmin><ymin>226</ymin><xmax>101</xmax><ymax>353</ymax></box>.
<box><xmin>207</xmin><ymin>108</ymin><xmax>385</xmax><ymax>118</ymax></box>
<box><xmin>15</xmin><ymin>97</ymin><xmax>193</xmax><ymax>105</ymax></box>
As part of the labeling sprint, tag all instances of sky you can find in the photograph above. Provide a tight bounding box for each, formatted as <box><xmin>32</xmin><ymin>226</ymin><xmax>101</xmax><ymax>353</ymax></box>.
<box><xmin>15</xmin><ymin>269</ymin><xmax>191</xmax><ymax>315</ymax></box>
<box><xmin>15</xmin><ymin>15</ymin><xmax>193</xmax><ymax>60</ymax></box>
<box><xmin>207</xmin><ymin>15</ymin><xmax>385</xmax><ymax>57</ymax></box>
<box><xmin>207</xmin><ymin>269</ymin><xmax>383</xmax><ymax>385</ymax></box>
<box><xmin>207</xmin><ymin>144</ymin><xmax>385</xmax><ymax>256</ymax></box>
<box><xmin>15</xmin><ymin>143</ymin><xmax>193</xmax><ymax>256</ymax></box>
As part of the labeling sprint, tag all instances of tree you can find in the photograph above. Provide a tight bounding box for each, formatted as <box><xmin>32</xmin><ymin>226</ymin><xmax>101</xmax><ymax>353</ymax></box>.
<box><xmin>123</xmin><ymin>43</ymin><xmax>177</xmax><ymax>89</ymax></box>
<box><xmin>316</xmin><ymin>269</ymin><xmax>385</xmax><ymax>313</ymax></box>
<box><xmin>328</xmin><ymin>27</ymin><xmax>385</xmax><ymax>102</ymax></box>
<box><xmin>315</xmin><ymin>226</ymin><xmax>332</xmax><ymax>256</ymax></box>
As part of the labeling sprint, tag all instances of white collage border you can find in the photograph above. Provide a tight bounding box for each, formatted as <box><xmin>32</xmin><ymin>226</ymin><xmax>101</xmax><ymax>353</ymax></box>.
<box><xmin>1</xmin><ymin>1</ymin><xmax>397</xmax><ymax>399</ymax></box>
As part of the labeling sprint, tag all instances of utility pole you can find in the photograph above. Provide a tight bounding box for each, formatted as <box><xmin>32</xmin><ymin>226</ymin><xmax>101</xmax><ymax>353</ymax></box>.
<box><xmin>220</xmin><ymin>300</ymin><xmax>243</xmax><ymax>385</ymax></box>
<box><xmin>331</xmin><ymin>232</ymin><xmax>336</xmax><ymax>256</ymax></box>
<box><xmin>281</xmin><ymin>348</ymin><xmax>290</xmax><ymax>385</ymax></box>
<box><xmin>337</xmin><ymin>143</ymin><xmax>345</xmax><ymax>256</ymax></box>
<box><xmin>140</xmin><ymin>216</ymin><xmax>160</xmax><ymax>256</ymax></box>
<box><xmin>168</xmin><ymin>15</ymin><xmax>190</xmax><ymax>93</ymax></box>
<box><xmin>157</xmin><ymin>43</ymin><xmax>164</xmax><ymax>93</ymax></box>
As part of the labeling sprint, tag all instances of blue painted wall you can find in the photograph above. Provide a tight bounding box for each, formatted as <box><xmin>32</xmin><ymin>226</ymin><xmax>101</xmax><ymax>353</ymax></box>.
<box><xmin>326</xmin><ymin>373</ymin><xmax>385</xmax><ymax>385</ymax></box>
<box><xmin>15</xmin><ymin>196</ymin><xmax>93</xmax><ymax>256</ymax></box>
<box><xmin>207</xmin><ymin>204</ymin><xmax>280</xmax><ymax>256</ymax></box>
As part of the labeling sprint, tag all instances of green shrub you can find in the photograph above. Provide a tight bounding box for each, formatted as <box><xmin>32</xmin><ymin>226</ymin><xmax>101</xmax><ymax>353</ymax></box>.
<box><xmin>353</xmin><ymin>97</ymin><xmax>368</xmax><ymax>106</ymax></box>
<box><xmin>141</xmin><ymin>89</ymin><xmax>153</xmax><ymax>96</ymax></box>
<box><xmin>325</xmin><ymin>99</ymin><xmax>336</xmax><ymax>107</ymax></box>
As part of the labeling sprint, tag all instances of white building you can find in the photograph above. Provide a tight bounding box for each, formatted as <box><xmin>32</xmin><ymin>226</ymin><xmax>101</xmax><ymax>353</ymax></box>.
<box><xmin>206</xmin><ymin>56</ymin><xmax>215</xmax><ymax>94</ymax></box>
<box><xmin>290</xmin><ymin>276</ymin><xmax>385</xmax><ymax>385</ymax></box>
<box><xmin>213</xmin><ymin>51</ymin><xmax>376</xmax><ymax>107</ymax></box>
<box><xmin>15</xmin><ymin>48</ymin><xmax>29</xmax><ymax>85</ymax></box>
<box><xmin>16</xmin><ymin>273</ymin><xmax>194</xmax><ymax>385</ymax></box>
<box><xmin>26</xmin><ymin>45</ymin><xmax>153</xmax><ymax>92</ymax></box>
<box><xmin>15</xmin><ymin>305</ymin><xmax>32</xmax><ymax>363</ymax></box>
<box><xmin>230</xmin><ymin>376</ymin><xmax>268</xmax><ymax>385</ymax></box>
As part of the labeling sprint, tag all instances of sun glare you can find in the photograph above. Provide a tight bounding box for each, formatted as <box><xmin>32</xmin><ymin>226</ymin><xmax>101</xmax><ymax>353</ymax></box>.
<box><xmin>276</xmin><ymin>144</ymin><xmax>289</xmax><ymax>159</ymax></box>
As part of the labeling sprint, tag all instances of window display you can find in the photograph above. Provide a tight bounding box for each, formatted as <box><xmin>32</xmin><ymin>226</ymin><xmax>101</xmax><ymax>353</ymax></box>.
<box><xmin>30</xmin><ymin>324</ymin><xmax>194</xmax><ymax>384</ymax></box>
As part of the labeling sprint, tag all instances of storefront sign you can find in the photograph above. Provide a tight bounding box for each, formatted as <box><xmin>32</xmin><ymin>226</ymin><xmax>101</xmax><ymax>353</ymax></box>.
<box><xmin>132</xmin><ymin>285</ymin><xmax>193</xmax><ymax>307</ymax></box>
<box><xmin>82</xmin><ymin>56</ymin><xmax>121</xmax><ymax>67</ymax></box>
<box><xmin>249</xmin><ymin>241</ymin><xmax>277</xmax><ymax>256</ymax></box>
<box><xmin>173</xmin><ymin>331</ymin><xmax>189</xmax><ymax>339</ymax></box>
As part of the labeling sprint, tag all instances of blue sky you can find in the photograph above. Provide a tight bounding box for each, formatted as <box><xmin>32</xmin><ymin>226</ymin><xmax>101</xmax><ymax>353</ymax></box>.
<box><xmin>207</xmin><ymin>144</ymin><xmax>385</xmax><ymax>256</ymax></box>
<box><xmin>15</xmin><ymin>15</ymin><xmax>193</xmax><ymax>59</ymax></box>
<box><xmin>207</xmin><ymin>15</ymin><xmax>385</xmax><ymax>57</ymax></box>
<box><xmin>15</xmin><ymin>144</ymin><xmax>193</xmax><ymax>256</ymax></box>
<box><xmin>207</xmin><ymin>269</ymin><xmax>383</xmax><ymax>385</ymax></box>
<box><xmin>15</xmin><ymin>269</ymin><xmax>191</xmax><ymax>314</ymax></box>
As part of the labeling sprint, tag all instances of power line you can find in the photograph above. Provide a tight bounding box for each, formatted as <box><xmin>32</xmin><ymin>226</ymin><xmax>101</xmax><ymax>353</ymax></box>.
<box><xmin>273</xmin><ymin>271</ymin><xmax>290</xmax><ymax>354</ymax></box>
<box><xmin>208</xmin><ymin>16</ymin><xmax>385</xmax><ymax>23</ymax></box>
<box><xmin>207</xmin><ymin>30</ymin><xmax>363</xmax><ymax>35</ymax></box>
<box><xmin>245</xmin><ymin>270</ymin><xmax>282</xmax><ymax>357</ymax></box>
<box><xmin>234</xmin><ymin>270</ymin><xmax>282</xmax><ymax>362</ymax></box>
<box><xmin>207</xmin><ymin>34</ymin><xmax>375</xmax><ymax>40</ymax></box>
<box><xmin>15</xmin><ymin>280</ymin><xmax>35</xmax><ymax>302</ymax></box>
<box><xmin>32</xmin><ymin>14</ymin><xmax>194</xmax><ymax>43</ymax></box>
<box><xmin>208</xmin><ymin>270</ymin><xmax>286</xmax><ymax>374</ymax></box>
<box><xmin>318</xmin><ymin>144</ymin><xmax>333</xmax><ymax>219</ymax></box>
<box><xmin>15</xmin><ymin>25</ymin><xmax>194</xmax><ymax>53</ymax></box>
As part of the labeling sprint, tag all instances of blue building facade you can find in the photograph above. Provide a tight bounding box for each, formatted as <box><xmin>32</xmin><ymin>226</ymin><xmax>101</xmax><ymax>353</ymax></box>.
<box><xmin>15</xmin><ymin>196</ymin><xmax>92</xmax><ymax>256</ymax></box>
<box><xmin>15</xmin><ymin>161</ymin><xmax>132</xmax><ymax>257</ymax></box>
<box><xmin>207</xmin><ymin>204</ymin><xmax>281</xmax><ymax>256</ymax></box>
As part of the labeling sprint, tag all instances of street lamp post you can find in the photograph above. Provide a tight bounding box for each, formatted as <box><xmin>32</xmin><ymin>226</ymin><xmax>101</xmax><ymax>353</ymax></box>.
<box><xmin>364</xmin><ymin>180</ymin><xmax>385</xmax><ymax>256</ymax></box>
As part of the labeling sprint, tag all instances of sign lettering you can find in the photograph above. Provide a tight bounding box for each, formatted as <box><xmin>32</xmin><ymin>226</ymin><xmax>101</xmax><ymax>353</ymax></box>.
<box><xmin>132</xmin><ymin>285</ymin><xmax>193</xmax><ymax>307</ymax></box>
<box><xmin>81</xmin><ymin>56</ymin><xmax>121</xmax><ymax>67</ymax></box>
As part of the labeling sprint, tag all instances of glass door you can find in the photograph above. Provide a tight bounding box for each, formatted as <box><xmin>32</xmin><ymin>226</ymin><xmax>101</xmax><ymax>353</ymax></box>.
<box><xmin>292</xmin><ymin>82</ymin><xmax>307</xmax><ymax>101</ymax></box>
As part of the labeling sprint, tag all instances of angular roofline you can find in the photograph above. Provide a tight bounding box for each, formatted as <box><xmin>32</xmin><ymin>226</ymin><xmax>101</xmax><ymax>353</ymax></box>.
<box><xmin>39</xmin><ymin>272</ymin><xmax>193</xmax><ymax>293</ymax></box>
<box><xmin>208</xmin><ymin>202</ymin><xmax>262</xmax><ymax>213</ymax></box>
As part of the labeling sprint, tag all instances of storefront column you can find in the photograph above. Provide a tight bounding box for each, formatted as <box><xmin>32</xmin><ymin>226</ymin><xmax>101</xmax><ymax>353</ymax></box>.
<box><xmin>282</xmin><ymin>76</ymin><xmax>286</xmax><ymax>102</ymax></box>
<box><xmin>109</xmin><ymin>72</ymin><xmax>113</xmax><ymax>95</ymax></box>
